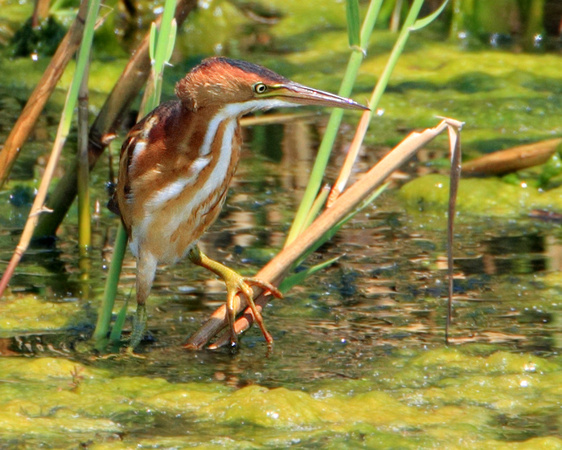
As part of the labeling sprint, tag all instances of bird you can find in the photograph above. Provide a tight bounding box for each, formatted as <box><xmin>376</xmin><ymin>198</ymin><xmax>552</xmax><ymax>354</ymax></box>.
<box><xmin>109</xmin><ymin>57</ymin><xmax>368</xmax><ymax>349</ymax></box>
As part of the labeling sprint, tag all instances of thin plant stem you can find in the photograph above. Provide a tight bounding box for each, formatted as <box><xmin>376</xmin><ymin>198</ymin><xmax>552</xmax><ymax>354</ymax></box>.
<box><xmin>286</xmin><ymin>0</ymin><xmax>384</xmax><ymax>246</ymax></box>
<box><xmin>77</xmin><ymin>60</ymin><xmax>91</xmax><ymax>256</ymax></box>
<box><xmin>33</xmin><ymin>0</ymin><xmax>197</xmax><ymax>239</ymax></box>
<box><xmin>446</xmin><ymin>122</ymin><xmax>463</xmax><ymax>344</ymax></box>
<box><xmin>93</xmin><ymin>224</ymin><xmax>128</xmax><ymax>344</ymax></box>
<box><xmin>328</xmin><ymin>110</ymin><xmax>371</xmax><ymax>207</ymax></box>
<box><xmin>77</xmin><ymin>58</ymin><xmax>92</xmax><ymax>299</ymax></box>
<box><xmin>289</xmin><ymin>0</ymin><xmax>449</xmax><ymax>242</ymax></box>
<box><xmin>93</xmin><ymin>0</ymin><xmax>178</xmax><ymax>346</ymax></box>
<box><xmin>300</xmin><ymin>184</ymin><xmax>331</xmax><ymax>237</ymax></box>
<box><xmin>0</xmin><ymin>0</ymin><xmax>101</xmax><ymax>298</ymax></box>
<box><xmin>346</xmin><ymin>0</ymin><xmax>361</xmax><ymax>48</ymax></box>
<box><xmin>390</xmin><ymin>0</ymin><xmax>404</xmax><ymax>32</ymax></box>
<box><xmin>329</xmin><ymin>0</ymin><xmax>435</xmax><ymax>204</ymax></box>
<box><xmin>0</xmin><ymin>0</ymin><xmax>89</xmax><ymax>189</ymax></box>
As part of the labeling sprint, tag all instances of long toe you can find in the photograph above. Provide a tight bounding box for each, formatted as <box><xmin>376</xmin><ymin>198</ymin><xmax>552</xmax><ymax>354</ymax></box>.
<box><xmin>224</xmin><ymin>276</ymin><xmax>276</xmax><ymax>344</ymax></box>
<box><xmin>242</xmin><ymin>277</ymin><xmax>283</xmax><ymax>299</ymax></box>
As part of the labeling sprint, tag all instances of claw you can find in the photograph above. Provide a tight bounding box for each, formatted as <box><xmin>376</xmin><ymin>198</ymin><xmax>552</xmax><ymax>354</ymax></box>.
<box><xmin>225</xmin><ymin>275</ymin><xmax>280</xmax><ymax>345</ymax></box>
<box><xmin>189</xmin><ymin>246</ymin><xmax>282</xmax><ymax>345</ymax></box>
<box><xmin>243</xmin><ymin>278</ymin><xmax>283</xmax><ymax>300</ymax></box>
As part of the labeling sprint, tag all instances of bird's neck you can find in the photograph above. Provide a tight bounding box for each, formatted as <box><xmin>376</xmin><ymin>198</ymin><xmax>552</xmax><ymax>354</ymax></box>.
<box><xmin>195</xmin><ymin>105</ymin><xmax>244</xmax><ymax>158</ymax></box>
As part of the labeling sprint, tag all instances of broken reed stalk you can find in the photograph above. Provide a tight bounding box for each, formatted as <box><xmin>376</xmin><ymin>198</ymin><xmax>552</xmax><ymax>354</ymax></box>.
<box><xmin>327</xmin><ymin>110</ymin><xmax>371</xmax><ymax>207</ymax></box>
<box><xmin>33</xmin><ymin>0</ymin><xmax>197</xmax><ymax>239</ymax></box>
<box><xmin>0</xmin><ymin>0</ymin><xmax>89</xmax><ymax>189</ymax></box>
<box><xmin>185</xmin><ymin>118</ymin><xmax>463</xmax><ymax>349</ymax></box>
<box><xmin>462</xmin><ymin>138</ymin><xmax>562</xmax><ymax>175</ymax></box>
<box><xmin>31</xmin><ymin>0</ymin><xmax>51</xmax><ymax>28</ymax></box>
<box><xmin>446</xmin><ymin>122</ymin><xmax>462</xmax><ymax>344</ymax></box>
<box><xmin>0</xmin><ymin>0</ymin><xmax>102</xmax><ymax>298</ymax></box>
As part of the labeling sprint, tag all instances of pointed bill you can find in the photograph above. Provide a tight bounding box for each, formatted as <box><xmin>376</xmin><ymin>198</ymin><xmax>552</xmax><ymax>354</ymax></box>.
<box><xmin>270</xmin><ymin>82</ymin><xmax>369</xmax><ymax>110</ymax></box>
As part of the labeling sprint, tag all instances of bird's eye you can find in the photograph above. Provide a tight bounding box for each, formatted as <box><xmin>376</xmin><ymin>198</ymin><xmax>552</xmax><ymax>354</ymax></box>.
<box><xmin>253</xmin><ymin>83</ymin><xmax>268</xmax><ymax>94</ymax></box>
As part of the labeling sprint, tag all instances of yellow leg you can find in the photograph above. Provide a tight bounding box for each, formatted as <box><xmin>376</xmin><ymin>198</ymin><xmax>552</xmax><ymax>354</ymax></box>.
<box><xmin>188</xmin><ymin>246</ymin><xmax>282</xmax><ymax>346</ymax></box>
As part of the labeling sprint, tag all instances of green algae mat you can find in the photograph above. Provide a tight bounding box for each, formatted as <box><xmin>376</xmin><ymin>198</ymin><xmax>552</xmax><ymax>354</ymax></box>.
<box><xmin>2</xmin><ymin>348</ymin><xmax>562</xmax><ymax>448</ymax></box>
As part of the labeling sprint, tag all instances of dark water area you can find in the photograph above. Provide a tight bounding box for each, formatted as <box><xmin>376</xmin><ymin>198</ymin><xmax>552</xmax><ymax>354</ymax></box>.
<box><xmin>1</xmin><ymin>0</ymin><xmax>562</xmax><ymax>447</ymax></box>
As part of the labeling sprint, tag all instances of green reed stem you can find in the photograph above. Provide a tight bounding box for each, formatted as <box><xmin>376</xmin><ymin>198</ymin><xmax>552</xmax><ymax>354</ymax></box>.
<box><xmin>149</xmin><ymin>0</ymin><xmax>177</xmax><ymax>106</ymax></box>
<box><xmin>286</xmin><ymin>0</ymin><xmax>383</xmax><ymax>245</ymax></box>
<box><xmin>367</xmin><ymin>0</ymin><xmax>425</xmax><ymax>112</ymax></box>
<box><xmin>93</xmin><ymin>224</ymin><xmax>128</xmax><ymax>345</ymax></box>
<box><xmin>360</xmin><ymin>0</ymin><xmax>448</xmax><ymax>127</ymax></box>
<box><xmin>60</xmin><ymin>1</ymin><xmax>99</xmax><ymax>137</ymax></box>
<box><xmin>77</xmin><ymin>58</ymin><xmax>92</xmax><ymax>300</ymax></box>
<box><xmin>287</xmin><ymin>0</ymin><xmax>448</xmax><ymax>246</ymax></box>
<box><xmin>346</xmin><ymin>0</ymin><xmax>361</xmax><ymax>48</ymax></box>
<box><xmin>93</xmin><ymin>0</ymin><xmax>178</xmax><ymax>347</ymax></box>
<box><xmin>0</xmin><ymin>0</ymin><xmax>100</xmax><ymax>298</ymax></box>
<box><xmin>77</xmin><ymin>60</ymin><xmax>91</xmax><ymax>256</ymax></box>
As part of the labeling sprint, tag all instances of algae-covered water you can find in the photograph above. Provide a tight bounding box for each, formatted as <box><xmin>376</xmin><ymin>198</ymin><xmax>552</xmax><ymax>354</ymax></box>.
<box><xmin>1</xmin><ymin>0</ymin><xmax>562</xmax><ymax>448</ymax></box>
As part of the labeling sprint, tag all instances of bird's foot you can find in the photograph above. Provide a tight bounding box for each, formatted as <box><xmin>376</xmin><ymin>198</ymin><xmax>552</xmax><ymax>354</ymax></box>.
<box><xmin>224</xmin><ymin>271</ymin><xmax>282</xmax><ymax>346</ymax></box>
<box><xmin>188</xmin><ymin>246</ymin><xmax>282</xmax><ymax>345</ymax></box>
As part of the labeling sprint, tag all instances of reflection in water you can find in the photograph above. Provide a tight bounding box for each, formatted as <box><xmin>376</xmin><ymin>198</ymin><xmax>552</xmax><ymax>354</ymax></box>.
<box><xmin>456</xmin><ymin>233</ymin><xmax>548</xmax><ymax>276</ymax></box>
<box><xmin>281</xmin><ymin>121</ymin><xmax>315</xmax><ymax>197</ymax></box>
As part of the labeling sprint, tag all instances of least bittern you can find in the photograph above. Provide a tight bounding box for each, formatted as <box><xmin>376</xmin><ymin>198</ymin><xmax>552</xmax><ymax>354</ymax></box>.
<box><xmin>109</xmin><ymin>57</ymin><xmax>367</xmax><ymax>349</ymax></box>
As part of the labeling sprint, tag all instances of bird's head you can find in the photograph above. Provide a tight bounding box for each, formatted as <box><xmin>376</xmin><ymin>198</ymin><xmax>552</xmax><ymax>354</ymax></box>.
<box><xmin>175</xmin><ymin>57</ymin><xmax>368</xmax><ymax>114</ymax></box>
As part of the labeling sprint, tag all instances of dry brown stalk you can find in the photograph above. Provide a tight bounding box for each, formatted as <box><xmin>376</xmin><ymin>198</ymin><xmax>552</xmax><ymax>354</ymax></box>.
<box><xmin>0</xmin><ymin>0</ymin><xmax>89</xmax><ymax>188</ymax></box>
<box><xmin>0</xmin><ymin>90</ymin><xmax>81</xmax><ymax>297</ymax></box>
<box><xmin>327</xmin><ymin>109</ymin><xmax>371</xmax><ymax>207</ymax></box>
<box><xmin>445</xmin><ymin>119</ymin><xmax>463</xmax><ymax>344</ymax></box>
<box><xmin>33</xmin><ymin>0</ymin><xmax>197</xmax><ymax>238</ymax></box>
<box><xmin>32</xmin><ymin>0</ymin><xmax>51</xmax><ymax>28</ymax></box>
<box><xmin>184</xmin><ymin>118</ymin><xmax>463</xmax><ymax>349</ymax></box>
<box><xmin>0</xmin><ymin>1</ymin><xmax>197</xmax><ymax>296</ymax></box>
<box><xmin>462</xmin><ymin>138</ymin><xmax>562</xmax><ymax>175</ymax></box>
